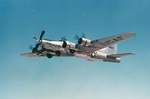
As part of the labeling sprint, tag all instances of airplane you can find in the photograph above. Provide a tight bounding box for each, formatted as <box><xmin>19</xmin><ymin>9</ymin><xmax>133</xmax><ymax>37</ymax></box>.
<box><xmin>20</xmin><ymin>30</ymin><xmax>136</xmax><ymax>63</ymax></box>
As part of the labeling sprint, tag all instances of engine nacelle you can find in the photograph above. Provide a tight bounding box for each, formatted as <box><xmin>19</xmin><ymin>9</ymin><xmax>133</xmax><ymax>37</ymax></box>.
<box><xmin>90</xmin><ymin>51</ymin><xmax>106</xmax><ymax>59</ymax></box>
<box><xmin>78</xmin><ymin>38</ymin><xmax>92</xmax><ymax>46</ymax></box>
<box><xmin>62</xmin><ymin>41</ymin><xmax>76</xmax><ymax>49</ymax></box>
<box><xmin>32</xmin><ymin>48</ymin><xmax>43</xmax><ymax>54</ymax></box>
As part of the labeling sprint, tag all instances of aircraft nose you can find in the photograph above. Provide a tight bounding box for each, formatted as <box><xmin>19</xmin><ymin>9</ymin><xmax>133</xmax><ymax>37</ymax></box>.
<box><xmin>36</xmin><ymin>40</ymin><xmax>40</xmax><ymax>43</ymax></box>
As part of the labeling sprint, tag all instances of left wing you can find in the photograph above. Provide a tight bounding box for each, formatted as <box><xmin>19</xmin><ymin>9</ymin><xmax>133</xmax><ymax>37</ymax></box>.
<box><xmin>20</xmin><ymin>52</ymin><xmax>74</xmax><ymax>57</ymax></box>
<box><xmin>20</xmin><ymin>53</ymin><xmax>46</xmax><ymax>57</ymax></box>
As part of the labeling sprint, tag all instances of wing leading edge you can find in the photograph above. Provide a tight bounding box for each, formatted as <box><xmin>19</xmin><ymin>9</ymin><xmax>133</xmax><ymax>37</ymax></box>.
<box><xmin>20</xmin><ymin>52</ymin><xmax>74</xmax><ymax>57</ymax></box>
<box><xmin>20</xmin><ymin>53</ymin><xmax>46</xmax><ymax>57</ymax></box>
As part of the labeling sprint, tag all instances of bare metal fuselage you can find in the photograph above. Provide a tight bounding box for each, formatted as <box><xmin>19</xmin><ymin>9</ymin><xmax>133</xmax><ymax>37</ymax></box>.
<box><xmin>40</xmin><ymin>39</ymin><xmax>121</xmax><ymax>63</ymax></box>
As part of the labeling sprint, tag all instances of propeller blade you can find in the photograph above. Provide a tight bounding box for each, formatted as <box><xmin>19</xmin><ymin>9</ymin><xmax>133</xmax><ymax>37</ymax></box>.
<box><xmin>35</xmin><ymin>43</ymin><xmax>40</xmax><ymax>49</ymax></box>
<box><xmin>32</xmin><ymin>36</ymin><xmax>37</xmax><ymax>40</ymax></box>
<box><xmin>74</xmin><ymin>34</ymin><xmax>80</xmax><ymax>40</ymax></box>
<box><xmin>82</xmin><ymin>33</ymin><xmax>86</xmax><ymax>38</ymax></box>
<box><xmin>29</xmin><ymin>45</ymin><xmax>33</xmax><ymax>50</ymax></box>
<box><xmin>61</xmin><ymin>36</ymin><xmax>67</xmax><ymax>41</ymax></box>
<box><xmin>74</xmin><ymin>33</ymin><xmax>86</xmax><ymax>40</ymax></box>
<box><xmin>39</xmin><ymin>30</ymin><xmax>45</xmax><ymax>41</ymax></box>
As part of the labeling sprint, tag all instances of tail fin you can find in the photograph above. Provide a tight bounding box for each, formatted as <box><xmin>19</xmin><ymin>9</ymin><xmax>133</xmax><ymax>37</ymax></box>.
<box><xmin>98</xmin><ymin>44</ymin><xmax>117</xmax><ymax>54</ymax></box>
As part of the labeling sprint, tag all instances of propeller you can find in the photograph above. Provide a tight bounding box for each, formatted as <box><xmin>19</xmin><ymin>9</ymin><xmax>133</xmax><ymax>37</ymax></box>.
<box><xmin>32</xmin><ymin>36</ymin><xmax>37</xmax><ymax>40</ymax></box>
<box><xmin>81</xmin><ymin>33</ymin><xmax>86</xmax><ymax>38</ymax></box>
<box><xmin>29</xmin><ymin>45</ymin><xmax>33</xmax><ymax>50</ymax></box>
<box><xmin>39</xmin><ymin>30</ymin><xmax>45</xmax><ymax>41</ymax></box>
<box><xmin>74</xmin><ymin>34</ymin><xmax>80</xmax><ymax>40</ymax></box>
<box><xmin>61</xmin><ymin>36</ymin><xmax>67</xmax><ymax>41</ymax></box>
<box><xmin>74</xmin><ymin>33</ymin><xmax>86</xmax><ymax>40</ymax></box>
<box><xmin>29</xmin><ymin>30</ymin><xmax>45</xmax><ymax>53</ymax></box>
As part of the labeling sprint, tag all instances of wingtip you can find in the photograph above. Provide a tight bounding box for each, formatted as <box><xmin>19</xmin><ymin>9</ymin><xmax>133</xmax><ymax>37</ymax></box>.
<box><xmin>128</xmin><ymin>53</ymin><xmax>135</xmax><ymax>55</ymax></box>
<box><xmin>42</xmin><ymin>30</ymin><xmax>45</xmax><ymax>33</ymax></box>
<box><xmin>20</xmin><ymin>54</ymin><xmax>24</xmax><ymax>56</ymax></box>
<box><xmin>128</xmin><ymin>32</ymin><xmax>136</xmax><ymax>37</ymax></box>
<box><xmin>132</xmin><ymin>32</ymin><xmax>136</xmax><ymax>36</ymax></box>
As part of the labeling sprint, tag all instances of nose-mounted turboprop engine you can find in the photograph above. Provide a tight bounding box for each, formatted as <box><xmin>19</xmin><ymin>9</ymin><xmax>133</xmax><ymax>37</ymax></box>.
<box><xmin>29</xmin><ymin>30</ymin><xmax>45</xmax><ymax>53</ymax></box>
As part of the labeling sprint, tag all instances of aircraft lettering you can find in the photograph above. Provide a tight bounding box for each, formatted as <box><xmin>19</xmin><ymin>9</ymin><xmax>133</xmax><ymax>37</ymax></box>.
<box><xmin>117</xmin><ymin>36</ymin><xmax>123</xmax><ymax>40</ymax></box>
<box><xmin>109</xmin><ymin>46</ymin><xmax>114</xmax><ymax>49</ymax></box>
<box><xmin>101</xmin><ymin>36</ymin><xmax>123</xmax><ymax>46</ymax></box>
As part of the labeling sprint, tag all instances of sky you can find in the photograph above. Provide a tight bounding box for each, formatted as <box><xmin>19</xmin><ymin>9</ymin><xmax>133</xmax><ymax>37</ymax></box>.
<box><xmin>0</xmin><ymin>0</ymin><xmax>150</xmax><ymax>99</ymax></box>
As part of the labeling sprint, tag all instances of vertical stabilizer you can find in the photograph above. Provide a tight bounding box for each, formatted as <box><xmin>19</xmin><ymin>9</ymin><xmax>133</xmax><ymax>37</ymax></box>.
<box><xmin>98</xmin><ymin>44</ymin><xmax>117</xmax><ymax>55</ymax></box>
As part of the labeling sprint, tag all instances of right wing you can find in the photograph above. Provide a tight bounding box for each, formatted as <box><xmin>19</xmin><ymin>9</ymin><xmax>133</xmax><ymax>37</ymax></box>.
<box><xmin>90</xmin><ymin>32</ymin><xmax>136</xmax><ymax>51</ymax></box>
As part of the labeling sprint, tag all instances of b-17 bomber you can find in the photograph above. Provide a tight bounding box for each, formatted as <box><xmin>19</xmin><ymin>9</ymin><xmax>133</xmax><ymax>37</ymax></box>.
<box><xmin>21</xmin><ymin>30</ymin><xmax>136</xmax><ymax>63</ymax></box>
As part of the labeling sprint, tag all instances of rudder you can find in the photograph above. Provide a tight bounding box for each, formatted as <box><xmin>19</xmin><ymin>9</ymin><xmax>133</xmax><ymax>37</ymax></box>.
<box><xmin>98</xmin><ymin>44</ymin><xmax>117</xmax><ymax>55</ymax></box>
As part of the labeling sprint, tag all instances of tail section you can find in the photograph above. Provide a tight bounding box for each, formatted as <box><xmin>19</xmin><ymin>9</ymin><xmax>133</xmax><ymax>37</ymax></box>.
<box><xmin>104</xmin><ymin>53</ymin><xmax>135</xmax><ymax>63</ymax></box>
<box><xmin>98</xmin><ymin>44</ymin><xmax>117</xmax><ymax>54</ymax></box>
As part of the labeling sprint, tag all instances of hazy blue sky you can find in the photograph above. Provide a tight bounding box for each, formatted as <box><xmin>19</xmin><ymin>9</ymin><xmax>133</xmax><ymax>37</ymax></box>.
<box><xmin>0</xmin><ymin>0</ymin><xmax>150</xmax><ymax>99</ymax></box>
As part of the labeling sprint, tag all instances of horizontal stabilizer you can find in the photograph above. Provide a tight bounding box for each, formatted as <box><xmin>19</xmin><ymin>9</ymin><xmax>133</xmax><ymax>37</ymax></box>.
<box><xmin>107</xmin><ymin>53</ymin><xmax>135</xmax><ymax>58</ymax></box>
